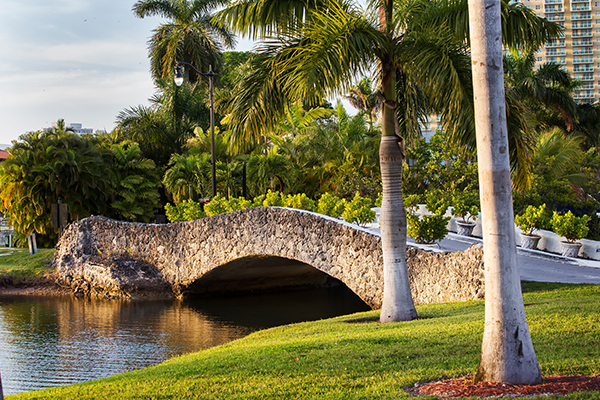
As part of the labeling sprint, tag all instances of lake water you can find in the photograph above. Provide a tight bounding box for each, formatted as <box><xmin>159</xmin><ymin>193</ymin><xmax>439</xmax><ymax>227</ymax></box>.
<box><xmin>0</xmin><ymin>286</ymin><xmax>370</xmax><ymax>395</ymax></box>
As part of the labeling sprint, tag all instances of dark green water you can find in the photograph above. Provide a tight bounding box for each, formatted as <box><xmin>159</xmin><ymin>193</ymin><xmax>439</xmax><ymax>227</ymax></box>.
<box><xmin>0</xmin><ymin>286</ymin><xmax>370</xmax><ymax>395</ymax></box>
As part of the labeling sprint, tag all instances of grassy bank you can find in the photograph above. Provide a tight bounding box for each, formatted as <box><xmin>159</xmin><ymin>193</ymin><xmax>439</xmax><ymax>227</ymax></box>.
<box><xmin>0</xmin><ymin>248</ymin><xmax>56</xmax><ymax>286</ymax></box>
<box><xmin>8</xmin><ymin>282</ymin><xmax>599</xmax><ymax>399</ymax></box>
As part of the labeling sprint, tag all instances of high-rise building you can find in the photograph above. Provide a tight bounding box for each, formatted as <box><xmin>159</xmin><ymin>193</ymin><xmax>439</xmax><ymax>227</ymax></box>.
<box><xmin>526</xmin><ymin>0</ymin><xmax>599</xmax><ymax>104</ymax></box>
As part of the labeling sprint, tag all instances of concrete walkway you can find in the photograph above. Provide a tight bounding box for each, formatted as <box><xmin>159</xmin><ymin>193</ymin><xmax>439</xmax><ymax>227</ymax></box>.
<box><xmin>433</xmin><ymin>233</ymin><xmax>600</xmax><ymax>285</ymax></box>
<box><xmin>364</xmin><ymin>226</ymin><xmax>600</xmax><ymax>285</ymax></box>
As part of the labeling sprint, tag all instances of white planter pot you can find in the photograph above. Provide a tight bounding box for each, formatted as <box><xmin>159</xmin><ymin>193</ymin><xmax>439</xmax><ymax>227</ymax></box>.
<box><xmin>456</xmin><ymin>221</ymin><xmax>476</xmax><ymax>237</ymax></box>
<box><xmin>560</xmin><ymin>241</ymin><xmax>582</xmax><ymax>258</ymax></box>
<box><xmin>520</xmin><ymin>233</ymin><xmax>541</xmax><ymax>250</ymax></box>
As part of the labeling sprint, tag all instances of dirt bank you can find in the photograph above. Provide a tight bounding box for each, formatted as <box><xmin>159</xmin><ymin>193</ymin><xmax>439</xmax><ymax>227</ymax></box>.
<box><xmin>0</xmin><ymin>273</ymin><xmax>71</xmax><ymax>297</ymax></box>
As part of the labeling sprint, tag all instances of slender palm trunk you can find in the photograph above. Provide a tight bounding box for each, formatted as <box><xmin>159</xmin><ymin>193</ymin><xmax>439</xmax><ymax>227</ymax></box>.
<box><xmin>379</xmin><ymin>136</ymin><xmax>417</xmax><ymax>322</ymax></box>
<box><xmin>378</xmin><ymin>50</ymin><xmax>417</xmax><ymax>322</ymax></box>
<box><xmin>468</xmin><ymin>0</ymin><xmax>542</xmax><ymax>384</ymax></box>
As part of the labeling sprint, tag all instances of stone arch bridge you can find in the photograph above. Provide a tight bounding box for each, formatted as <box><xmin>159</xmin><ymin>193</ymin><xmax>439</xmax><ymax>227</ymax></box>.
<box><xmin>54</xmin><ymin>207</ymin><xmax>484</xmax><ymax>309</ymax></box>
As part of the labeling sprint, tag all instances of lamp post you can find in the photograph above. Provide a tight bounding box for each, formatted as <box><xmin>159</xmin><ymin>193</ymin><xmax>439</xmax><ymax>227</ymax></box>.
<box><xmin>174</xmin><ymin>61</ymin><xmax>217</xmax><ymax>198</ymax></box>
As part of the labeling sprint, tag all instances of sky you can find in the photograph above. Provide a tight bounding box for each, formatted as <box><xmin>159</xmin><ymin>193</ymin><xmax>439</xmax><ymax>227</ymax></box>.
<box><xmin>0</xmin><ymin>0</ymin><xmax>255</xmax><ymax>147</ymax></box>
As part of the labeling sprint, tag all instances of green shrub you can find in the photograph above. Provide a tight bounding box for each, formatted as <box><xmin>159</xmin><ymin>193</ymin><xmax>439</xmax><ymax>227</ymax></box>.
<box><xmin>204</xmin><ymin>194</ymin><xmax>230</xmax><ymax>217</ymax></box>
<box><xmin>252</xmin><ymin>194</ymin><xmax>266</xmax><ymax>207</ymax></box>
<box><xmin>165</xmin><ymin>199</ymin><xmax>205</xmax><ymax>222</ymax></box>
<box><xmin>514</xmin><ymin>204</ymin><xmax>549</xmax><ymax>236</ymax></box>
<box><xmin>284</xmin><ymin>193</ymin><xmax>316</xmax><ymax>212</ymax></box>
<box><xmin>451</xmin><ymin>191</ymin><xmax>480</xmax><ymax>223</ymax></box>
<box><xmin>407</xmin><ymin>213</ymin><xmax>450</xmax><ymax>244</ymax></box>
<box><xmin>551</xmin><ymin>211</ymin><xmax>591</xmax><ymax>243</ymax></box>
<box><xmin>228</xmin><ymin>197</ymin><xmax>252</xmax><ymax>212</ymax></box>
<box><xmin>262</xmin><ymin>190</ymin><xmax>285</xmax><ymax>207</ymax></box>
<box><xmin>342</xmin><ymin>193</ymin><xmax>376</xmax><ymax>227</ymax></box>
<box><xmin>406</xmin><ymin>191</ymin><xmax>450</xmax><ymax>244</ymax></box>
<box><xmin>317</xmin><ymin>193</ymin><xmax>347</xmax><ymax>218</ymax></box>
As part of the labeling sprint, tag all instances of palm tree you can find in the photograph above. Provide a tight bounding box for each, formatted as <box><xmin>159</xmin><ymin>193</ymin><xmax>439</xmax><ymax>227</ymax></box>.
<box><xmin>534</xmin><ymin>128</ymin><xmax>586</xmax><ymax>185</ymax></box>
<box><xmin>217</xmin><ymin>0</ymin><xmax>558</xmax><ymax>322</ymax></box>
<box><xmin>575</xmin><ymin>103</ymin><xmax>600</xmax><ymax>150</ymax></box>
<box><xmin>132</xmin><ymin>0</ymin><xmax>236</xmax><ymax>83</ymax></box>
<box><xmin>247</xmin><ymin>146</ymin><xmax>291</xmax><ymax>195</ymax></box>
<box><xmin>50</xmin><ymin>119</ymin><xmax>76</xmax><ymax>135</ymax></box>
<box><xmin>110</xmin><ymin>142</ymin><xmax>161</xmax><ymax>222</ymax></box>
<box><xmin>163</xmin><ymin>153</ymin><xmax>212</xmax><ymax>203</ymax></box>
<box><xmin>116</xmin><ymin>80</ymin><xmax>210</xmax><ymax>166</ymax></box>
<box><xmin>469</xmin><ymin>0</ymin><xmax>544</xmax><ymax>384</ymax></box>
<box><xmin>504</xmin><ymin>50</ymin><xmax>578</xmax><ymax>132</ymax></box>
<box><xmin>344</xmin><ymin>77</ymin><xmax>380</xmax><ymax>130</ymax></box>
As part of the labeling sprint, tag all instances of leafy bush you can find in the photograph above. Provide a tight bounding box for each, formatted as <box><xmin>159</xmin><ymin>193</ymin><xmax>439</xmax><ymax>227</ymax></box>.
<box><xmin>342</xmin><ymin>193</ymin><xmax>376</xmax><ymax>227</ymax></box>
<box><xmin>407</xmin><ymin>213</ymin><xmax>450</xmax><ymax>244</ymax></box>
<box><xmin>451</xmin><ymin>191</ymin><xmax>480</xmax><ymax>223</ymax></box>
<box><xmin>283</xmin><ymin>193</ymin><xmax>316</xmax><ymax>212</ymax></box>
<box><xmin>204</xmin><ymin>194</ymin><xmax>230</xmax><ymax>217</ymax></box>
<box><xmin>406</xmin><ymin>191</ymin><xmax>450</xmax><ymax>244</ymax></box>
<box><xmin>165</xmin><ymin>199</ymin><xmax>206</xmax><ymax>222</ymax></box>
<box><xmin>551</xmin><ymin>211</ymin><xmax>591</xmax><ymax>243</ymax></box>
<box><xmin>228</xmin><ymin>197</ymin><xmax>252</xmax><ymax>212</ymax></box>
<box><xmin>317</xmin><ymin>193</ymin><xmax>347</xmax><ymax>218</ymax></box>
<box><xmin>262</xmin><ymin>190</ymin><xmax>285</xmax><ymax>207</ymax></box>
<box><xmin>514</xmin><ymin>204</ymin><xmax>549</xmax><ymax>236</ymax></box>
<box><xmin>252</xmin><ymin>194</ymin><xmax>266</xmax><ymax>207</ymax></box>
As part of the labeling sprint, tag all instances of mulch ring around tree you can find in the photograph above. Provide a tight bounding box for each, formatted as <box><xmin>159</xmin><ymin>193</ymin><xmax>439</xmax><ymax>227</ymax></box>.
<box><xmin>406</xmin><ymin>375</ymin><xmax>600</xmax><ymax>398</ymax></box>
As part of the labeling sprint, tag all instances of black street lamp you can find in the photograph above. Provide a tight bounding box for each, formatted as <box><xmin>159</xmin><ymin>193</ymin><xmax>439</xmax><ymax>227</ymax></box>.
<box><xmin>174</xmin><ymin>61</ymin><xmax>217</xmax><ymax>198</ymax></box>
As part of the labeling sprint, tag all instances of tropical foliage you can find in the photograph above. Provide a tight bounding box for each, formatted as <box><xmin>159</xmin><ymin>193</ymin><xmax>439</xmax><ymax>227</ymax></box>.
<box><xmin>132</xmin><ymin>0</ymin><xmax>235</xmax><ymax>83</ymax></box>
<box><xmin>0</xmin><ymin>130</ymin><xmax>111</xmax><ymax>240</ymax></box>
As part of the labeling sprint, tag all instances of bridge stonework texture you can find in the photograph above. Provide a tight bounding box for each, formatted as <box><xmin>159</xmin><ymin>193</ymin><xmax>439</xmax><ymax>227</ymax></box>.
<box><xmin>54</xmin><ymin>207</ymin><xmax>485</xmax><ymax>309</ymax></box>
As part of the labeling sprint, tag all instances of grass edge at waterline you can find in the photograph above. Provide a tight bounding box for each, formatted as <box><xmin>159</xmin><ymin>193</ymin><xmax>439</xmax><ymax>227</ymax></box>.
<box><xmin>8</xmin><ymin>282</ymin><xmax>600</xmax><ymax>399</ymax></box>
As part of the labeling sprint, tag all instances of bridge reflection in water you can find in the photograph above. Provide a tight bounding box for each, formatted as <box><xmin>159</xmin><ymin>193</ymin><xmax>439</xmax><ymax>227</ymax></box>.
<box><xmin>0</xmin><ymin>282</ymin><xmax>369</xmax><ymax>395</ymax></box>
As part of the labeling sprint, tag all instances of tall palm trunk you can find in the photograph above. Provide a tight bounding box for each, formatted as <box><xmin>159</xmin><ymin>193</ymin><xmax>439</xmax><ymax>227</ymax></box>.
<box><xmin>378</xmin><ymin>47</ymin><xmax>418</xmax><ymax>322</ymax></box>
<box><xmin>468</xmin><ymin>0</ymin><xmax>542</xmax><ymax>384</ymax></box>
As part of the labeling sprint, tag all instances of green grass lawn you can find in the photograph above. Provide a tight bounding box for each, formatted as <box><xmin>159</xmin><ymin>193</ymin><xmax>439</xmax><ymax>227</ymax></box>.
<box><xmin>0</xmin><ymin>248</ymin><xmax>56</xmax><ymax>285</ymax></box>
<box><xmin>7</xmin><ymin>282</ymin><xmax>599</xmax><ymax>399</ymax></box>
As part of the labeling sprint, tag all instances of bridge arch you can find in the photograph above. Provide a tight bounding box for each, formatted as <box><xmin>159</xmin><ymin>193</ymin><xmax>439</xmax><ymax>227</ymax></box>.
<box><xmin>54</xmin><ymin>207</ymin><xmax>484</xmax><ymax>309</ymax></box>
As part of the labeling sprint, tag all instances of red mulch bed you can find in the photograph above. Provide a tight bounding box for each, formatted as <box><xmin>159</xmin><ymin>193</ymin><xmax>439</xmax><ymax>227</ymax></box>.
<box><xmin>407</xmin><ymin>375</ymin><xmax>600</xmax><ymax>398</ymax></box>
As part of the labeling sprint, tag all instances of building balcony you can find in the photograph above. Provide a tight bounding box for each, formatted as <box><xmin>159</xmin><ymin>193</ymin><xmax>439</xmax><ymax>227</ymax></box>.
<box><xmin>545</xmin><ymin>6</ymin><xmax>564</xmax><ymax>11</ymax></box>
<box><xmin>574</xmin><ymin>93</ymin><xmax>595</xmax><ymax>99</ymax></box>
<box><xmin>547</xmin><ymin>14</ymin><xmax>566</xmax><ymax>20</ymax></box>
<box><xmin>571</xmin><ymin>5</ymin><xmax>590</xmax><ymax>10</ymax></box>
<box><xmin>572</xmin><ymin>30</ymin><xmax>593</xmax><ymax>37</ymax></box>
<box><xmin>573</xmin><ymin>39</ymin><xmax>593</xmax><ymax>45</ymax></box>
<box><xmin>574</xmin><ymin>74</ymin><xmax>595</xmax><ymax>80</ymax></box>
<box><xmin>546</xmin><ymin>40</ymin><xmax>566</xmax><ymax>47</ymax></box>
<box><xmin>572</xmin><ymin>23</ymin><xmax>592</xmax><ymax>28</ymax></box>
<box><xmin>573</xmin><ymin>58</ymin><xmax>594</xmax><ymax>63</ymax></box>
<box><xmin>572</xmin><ymin>13</ymin><xmax>591</xmax><ymax>19</ymax></box>
<box><xmin>571</xmin><ymin>0</ymin><xmax>590</xmax><ymax>3</ymax></box>
<box><xmin>546</xmin><ymin>50</ymin><xmax>567</xmax><ymax>55</ymax></box>
<box><xmin>573</xmin><ymin>67</ymin><xmax>594</xmax><ymax>72</ymax></box>
<box><xmin>573</xmin><ymin>48</ymin><xmax>593</xmax><ymax>55</ymax></box>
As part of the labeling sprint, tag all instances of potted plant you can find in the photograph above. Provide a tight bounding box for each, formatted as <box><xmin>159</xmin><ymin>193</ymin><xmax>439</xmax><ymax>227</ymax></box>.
<box><xmin>550</xmin><ymin>211</ymin><xmax>591</xmax><ymax>257</ymax></box>
<box><xmin>514</xmin><ymin>204</ymin><xmax>548</xmax><ymax>250</ymax></box>
<box><xmin>406</xmin><ymin>192</ymin><xmax>450</xmax><ymax>245</ymax></box>
<box><xmin>451</xmin><ymin>191</ymin><xmax>480</xmax><ymax>236</ymax></box>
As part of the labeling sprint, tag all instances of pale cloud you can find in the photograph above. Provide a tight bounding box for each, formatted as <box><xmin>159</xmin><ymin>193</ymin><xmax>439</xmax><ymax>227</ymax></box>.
<box><xmin>0</xmin><ymin>0</ymin><xmax>254</xmax><ymax>146</ymax></box>
<box><xmin>0</xmin><ymin>0</ymin><xmax>163</xmax><ymax>144</ymax></box>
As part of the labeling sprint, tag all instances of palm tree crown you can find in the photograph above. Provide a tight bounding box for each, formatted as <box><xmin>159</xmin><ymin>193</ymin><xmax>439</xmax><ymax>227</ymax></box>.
<box><xmin>133</xmin><ymin>0</ymin><xmax>236</xmax><ymax>82</ymax></box>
